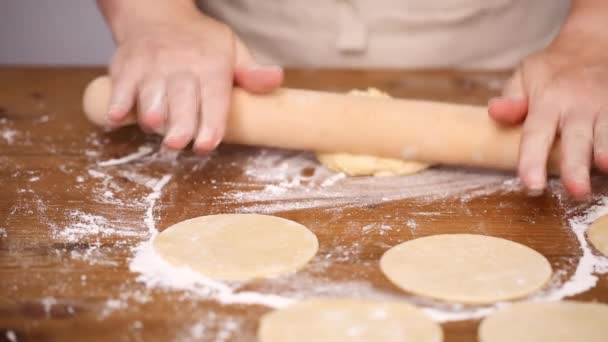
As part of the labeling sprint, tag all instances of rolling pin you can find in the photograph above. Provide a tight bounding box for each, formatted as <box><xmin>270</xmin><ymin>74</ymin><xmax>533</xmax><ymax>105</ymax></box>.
<box><xmin>83</xmin><ymin>76</ymin><xmax>559</xmax><ymax>171</ymax></box>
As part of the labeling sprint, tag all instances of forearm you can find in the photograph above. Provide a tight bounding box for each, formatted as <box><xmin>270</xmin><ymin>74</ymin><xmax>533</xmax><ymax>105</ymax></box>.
<box><xmin>97</xmin><ymin>0</ymin><xmax>200</xmax><ymax>42</ymax></box>
<box><xmin>552</xmin><ymin>0</ymin><xmax>608</xmax><ymax>49</ymax></box>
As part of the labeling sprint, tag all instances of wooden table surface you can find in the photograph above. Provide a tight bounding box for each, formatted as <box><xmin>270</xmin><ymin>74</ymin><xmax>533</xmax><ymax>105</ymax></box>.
<box><xmin>1</xmin><ymin>67</ymin><xmax>607</xmax><ymax>342</ymax></box>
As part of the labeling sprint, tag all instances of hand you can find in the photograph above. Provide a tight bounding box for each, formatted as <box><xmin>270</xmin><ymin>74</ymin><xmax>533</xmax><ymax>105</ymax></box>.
<box><xmin>103</xmin><ymin>1</ymin><xmax>282</xmax><ymax>152</ymax></box>
<box><xmin>488</xmin><ymin>31</ymin><xmax>608</xmax><ymax>200</ymax></box>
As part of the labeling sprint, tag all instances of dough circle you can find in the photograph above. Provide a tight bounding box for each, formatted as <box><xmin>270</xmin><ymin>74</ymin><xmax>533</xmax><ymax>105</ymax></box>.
<box><xmin>153</xmin><ymin>214</ymin><xmax>318</xmax><ymax>281</ymax></box>
<box><xmin>588</xmin><ymin>214</ymin><xmax>608</xmax><ymax>256</ymax></box>
<box><xmin>316</xmin><ymin>88</ymin><xmax>431</xmax><ymax>177</ymax></box>
<box><xmin>380</xmin><ymin>234</ymin><xmax>552</xmax><ymax>304</ymax></box>
<box><xmin>479</xmin><ymin>301</ymin><xmax>608</xmax><ymax>342</ymax></box>
<box><xmin>258</xmin><ymin>298</ymin><xmax>442</xmax><ymax>342</ymax></box>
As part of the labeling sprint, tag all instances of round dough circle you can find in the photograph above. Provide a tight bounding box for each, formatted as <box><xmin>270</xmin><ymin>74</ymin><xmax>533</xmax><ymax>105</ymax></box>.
<box><xmin>316</xmin><ymin>88</ymin><xmax>431</xmax><ymax>177</ymax></box>
<box><xmin>153</xmin><ymin>214</ymin><xmax>318</xmax><ymax>281</ymax></box>
<box><xmin>380</xmin><ymin>234</ymin><xmax>552</xmax><ymax>304</ymax></box>
<box><xmin>479</xmin><ymin>301</ymin><xmax>608</xmax><ymax>342</ymax></box>
<box><xmin>588</xmin><ymin>215</ymin><xmax>608</xmax><ymax>256</ymax></box>
<box><xmin>258</xmin><ymin>298</ymin><xmax>442</xmax><ymax>342</ymax></box>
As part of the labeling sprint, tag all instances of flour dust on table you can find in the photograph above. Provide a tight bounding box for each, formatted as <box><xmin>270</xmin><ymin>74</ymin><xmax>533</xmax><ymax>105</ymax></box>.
<box><xmin>24</xmin><ymin>138</ymin><xmax>607</xmax><ymax>332</ymax></box>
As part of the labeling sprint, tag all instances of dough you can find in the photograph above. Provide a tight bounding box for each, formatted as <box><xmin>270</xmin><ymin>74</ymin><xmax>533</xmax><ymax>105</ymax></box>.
<box><xmin>258</xmin><ymin>298</ymin><xmax>442</xmax><ymax>342</ymax></box>
<box><xmin>316</xmin><ymin>88</ymin><xmax>431</xmax><ymax>177</ymax></box>
<box><xmin>588</xmin><ymin>214</ymin><xmax>608</xmax><ymax>256</ymax></box>
<box><xmin>380</xmin><ymin>234</ymin><xmax>552</xmax><ymax>304</ymax></box>
<box><xmin>478</xmin><ymin>301</ymin><xmax>608</xmax><ymax>342</ymax></box>
<box><xmin>316</xmin><ymin>153</ymin><xmax>430</xmax><ymax>177</ymax></box>
<box><xmin>153</xmin><ymin>214</ymin><xmax>318</xmax><ymax>281</ymax></box>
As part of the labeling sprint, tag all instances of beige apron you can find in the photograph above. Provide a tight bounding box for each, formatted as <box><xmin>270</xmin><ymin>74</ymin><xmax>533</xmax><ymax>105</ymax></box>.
<box><xmin>198</xmin><ymin>0</ymin><xmax>570</xmax><ymax>69</ymax></box>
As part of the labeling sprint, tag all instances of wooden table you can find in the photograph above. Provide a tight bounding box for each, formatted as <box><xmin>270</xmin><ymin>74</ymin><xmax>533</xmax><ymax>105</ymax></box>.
<box><xmin>1</xmin><ymin>67</ymin><xmax>607</xmax><ymax>342</ymax></box>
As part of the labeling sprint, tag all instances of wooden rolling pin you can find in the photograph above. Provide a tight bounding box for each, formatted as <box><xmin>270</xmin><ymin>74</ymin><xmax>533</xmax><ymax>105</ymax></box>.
<box><xmin>83</xmin><ymin>76</ymin><xmax>559</xmax><ymax>171</ymax></box>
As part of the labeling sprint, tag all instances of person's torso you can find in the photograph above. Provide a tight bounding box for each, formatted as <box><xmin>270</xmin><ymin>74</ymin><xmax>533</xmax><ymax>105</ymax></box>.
<box><xmin>198</xmin><ymin>0</ymin><xmax>571</xmax><ymax>69</ymax></box>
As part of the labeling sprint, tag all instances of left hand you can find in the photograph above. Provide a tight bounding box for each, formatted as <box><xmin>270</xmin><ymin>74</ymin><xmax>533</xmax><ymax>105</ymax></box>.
<box><xmin>488</xmin><ymin>31</ymin><xmax>608</xmax><ymax>200</ymax></box>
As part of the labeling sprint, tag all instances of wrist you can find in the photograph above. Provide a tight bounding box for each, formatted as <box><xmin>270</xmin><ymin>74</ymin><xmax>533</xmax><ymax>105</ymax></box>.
<box><xmin>98</xmin><ymin>0</ymin><xmax>200</xmax><ymax>43</ymax></box>
<box><xmin>550</xmin><ymin>0</ymin><xmax>608</xmax><ymax>51</ymax></box>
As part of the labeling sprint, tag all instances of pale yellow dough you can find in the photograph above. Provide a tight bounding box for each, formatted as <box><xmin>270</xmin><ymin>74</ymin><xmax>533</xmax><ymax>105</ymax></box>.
<box><xmin>153</xmin><ymin>214</ymin><xmax>318</xmax><ymax>281</ymax></box>
<box><xmin>588</xmin><ymin>214</ymin><xmax>608</xmax><ymax>256</ymax></box>
<box><xmin>316</xmin><ymin>88</ymin><xmax>431</xmax><ymax>177</ymax></box>
<box><xmin>380</xmin><ymin>234</ymin><xmax>552</xmax><ymax>304</ymax></box>
<box><xmin>258</xmin><ymin>298</ymin><xmax>442</xmax><ymax>342</ymax></box>
<box><xmin>479</xmin><ymin>301</ymin><xmax>608</xmax><ymax>342</ymax></box>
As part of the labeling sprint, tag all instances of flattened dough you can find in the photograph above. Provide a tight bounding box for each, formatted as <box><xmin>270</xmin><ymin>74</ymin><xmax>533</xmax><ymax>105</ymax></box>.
<box><xmin>479</xmin><ymin>301</ymin><xmax>608</xmax><ymax>342</ymax></box>
<box><xmin>153</xmin><ymin>214</ymin><xmax>318</xmax><ymax>281</ymax></box>
<box><xmin>588</xmin><ymin>214</ymin><xmax>608</xmax><ymax>256</ymax></box>
<box><xmin>258</xmin><ymin>298</ymin><xmax>442</xmax><ymax>342</ymax></box>
<box><xmin>316</xmin><ymin>88</ymin><xmax>431</xmax><ymax>177</ymax></box>
<box><xmin>316</xmin><ymin>153</ymin><xmax>430</xmax><ymax>177</ymax></box>
<box><xmin>380</xmin><ymin>234</ymin><xmax>552</xmax><ymax>304</ymax></box>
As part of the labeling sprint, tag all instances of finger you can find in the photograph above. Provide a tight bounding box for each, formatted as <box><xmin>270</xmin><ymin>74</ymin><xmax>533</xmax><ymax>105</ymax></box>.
<box><xmin>488</xmin><ymin>70</ymin><xmax>528</xmax><ymax>125</ymax></box>
<box><xmin>517</xmin><ymin>99</ymin><xmax>560</xmax><ymax>193</ymax></box>
<box><xmin>193</xmin><ymin>72</ymin><xmax>232</xmax><ymax>152</ymax></box>
<box><xmin>594</xmin><ymin>110</ymin><xmax>608</xmax><ymax>171</ymax></box>
<box><xmin>233</xmin><ymin>37</ymin><xmax>283</xmax><ymax>93</ymax></box>
<box><xmin>488</xmin><ymin>97</ymin><xmax>528</xmax><ymax>125</ymax></box>
<box><xmin>137</xmin><ymin>76</ymin><xmax>168</xmax><ymax>134</ymax></box>
<box><xmin>502</xmin><ymin>69</ymin><xmax>525</xmax><ymax>99</ymax></box>
<box><xmin>560</xmin><ymin>113</ymin><xmax>593</xmax><ymax>199</ymax></box>
<box><xmin>108</xmin><ymin>69</ymin><xmax>139</xmax><ymax>123</ymax></box>
<box><xmin>164</xmin><ymin>73</ymin><xmax>199</xmax><ymax>150</ymax></box>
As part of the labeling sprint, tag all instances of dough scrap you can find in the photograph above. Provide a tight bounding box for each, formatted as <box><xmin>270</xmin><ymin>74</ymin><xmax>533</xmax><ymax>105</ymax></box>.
<box><xmin>479</xmin><ymin>301</ymin><xmax>608</xmax><ymax>342</ymax></box>
<box><xmin>380</xmin><ymin>234</ymin><xmax>552</xmax><ymax>304</ymax></box>
<box><xmin>153</xmin><ymin>214</ymin><xmax>318</xmax><ymax>281</ymax></box>
<box><xmin>258</xmin><ymin>298</ymin><xmax>442</xmax><ymax>342</ymax></box>
<box><xmin>316</xmin><ymin>88</ymin><xmax>431</xmax><ymax>177</ymax></box>
<box><xmin>588</xmin><ymin>214</ymin><xmax>608</xmax><ymax>256</ymax></box>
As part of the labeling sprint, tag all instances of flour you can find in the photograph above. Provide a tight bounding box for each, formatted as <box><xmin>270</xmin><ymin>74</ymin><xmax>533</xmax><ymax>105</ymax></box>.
<box><xmin>222</xmin><ymin>149</ymin><xmax>518</xmax><ymax>213</ymax></box>
<box><xmin>40</xmin><ymin>297</ymin><xmax>57</xmax><ymax>317</ymax></box>
<box><xmin>1</xmin><ymin>128</ymin><xmax>18</xmax><ymax>144</ymax></box>
<box><xmin>54</xmin><ymin>210</ymin><xmax>144</xmax><ymax>243</ymax></box>
<box><xmin>533</xmin><ymin>198</ymin><xmax>608</xmax><ymax>300</ymax></box>
<box><xmin>0</xmin><ymin>228</ymin><xmax>6</xmax><ymax>238</ymax></box>
<box><xmin>5</xmin><ymin>331</ymin><xmax>17</xmax><ymax>342</ymax></box>
<box><xmin>98</xmin><ymin>146</ymin><xmax>155</xmax><ymax>167</ymax></box>
<box><xmin>180</xmin><ymin>313</ymin><xmax>243</xmax><ymax>342</ymax></box>
<box><xmin>36</xmin><ymin>141</ymin><xmax>608</xmax><ymax>329</ymax></box>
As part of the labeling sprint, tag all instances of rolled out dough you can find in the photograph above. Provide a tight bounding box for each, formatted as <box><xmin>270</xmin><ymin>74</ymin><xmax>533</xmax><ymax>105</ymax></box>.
<box><xmin>588</xmin><ymin>214</ymin><xmax>608</xmax><ymax>256</ymax></box>
<box><xmin>478</xmin><ymin>301</ymin><xmax>608</xmax><ymax>342</ymax></box>
<box><xmin>258</xmin><ymin>298</ymin><xmax>442</xmax><ymax>342</ymax></box>
<box><xmin>380</xmin><ymin>234</ymin><xmax>552</xmax><ymax>304</ymax></box>
<box><xmin>153</xmin><ymin>214</ymin><xmax>318</xmax><ymax>281</ymax></box>
<box><xmin>316</xmin><ymin>88</ymin><xmax>431</xmax><ymax>177</ymax></box>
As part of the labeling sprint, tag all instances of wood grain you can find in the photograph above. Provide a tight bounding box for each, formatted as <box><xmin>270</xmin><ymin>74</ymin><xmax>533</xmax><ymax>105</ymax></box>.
<box><xmin>1</xmin><ymin>67</ymin><xmax>607</xmax><ymax>342</ymax></box>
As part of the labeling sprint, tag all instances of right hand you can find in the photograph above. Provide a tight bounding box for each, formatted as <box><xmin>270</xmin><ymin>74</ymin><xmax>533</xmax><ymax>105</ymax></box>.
<box><xmin>105</xmin><ymin>2</ymin><xmax>283</xmax><ymax>152</ymax></box>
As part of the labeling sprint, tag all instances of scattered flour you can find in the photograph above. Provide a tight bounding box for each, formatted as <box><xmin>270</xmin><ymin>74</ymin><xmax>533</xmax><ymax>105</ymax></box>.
<box><xmin>31</xmin><ymin>142</ymin><xmax>608</xmax><ymax>328</ymax></box>
<box><xmin>54</xmin><ymin>210</ymin><xmax>144</xmax><ymax>243</ymax></box>
<box><xmin>0</xmin><ymin>228</ymin><xmax>6</xmax><ymax>238</ymax></box>
<box><xmin>40</xmin><ymin>297</ymin><xmax>57</xmax><ymax>317</ymax></box>
<box><xmin>1</xmin><ymin>128</ymin><xmax>18</xmax><ymax>144</ymax></box>
<box><xmin>98</xmin><ymin>146</ymin><xmax>154</xmax><ymax>167</ymax></box>
<box><xmin>5</xmin><ymin>331</ymin><xmax>17</xmax><ymax>342</ymax></box>
<box><xmin>221</xmin><ymin>149</ymin><xmax>519</xmax><ymax>213</ymax></box>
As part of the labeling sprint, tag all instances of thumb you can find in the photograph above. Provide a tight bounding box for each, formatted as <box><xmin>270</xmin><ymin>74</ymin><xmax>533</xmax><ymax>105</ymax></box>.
<box><xmin>233</xmin><ymin>37</ymin><xmax>283</xmax><ymax>93</ymax></box>
<box><xmin>488</xmin><ymin>69</ymin><xmax>529</xmax><ymax>125</ymax></box>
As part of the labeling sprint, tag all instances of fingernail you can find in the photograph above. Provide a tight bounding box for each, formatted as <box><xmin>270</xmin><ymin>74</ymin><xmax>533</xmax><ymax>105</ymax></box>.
<box><xmin>524</xmin><ymin>168</ymin><xmax>546</xmax><ymax>194</ymax></box>
<box><xmin>194</xmin><ymin>127</ymin><xmax>217</xmax><ymax>152</ymax></box>
<box><xmin>107</xmin><ymin>107</ymin><xmax>124</xmax><ymax>121</ymax></box>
